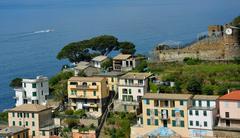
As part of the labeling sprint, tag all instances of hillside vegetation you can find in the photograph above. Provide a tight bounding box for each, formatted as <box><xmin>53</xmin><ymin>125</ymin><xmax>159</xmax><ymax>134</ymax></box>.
<box><xmin>148</xmin><ymin>61</ymin><xmax>240</xmax><ymax>95</ymax></box>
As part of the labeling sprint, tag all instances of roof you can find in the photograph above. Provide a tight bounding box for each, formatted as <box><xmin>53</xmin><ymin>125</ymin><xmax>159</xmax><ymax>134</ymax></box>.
<box><xmin>95</xmin><ymin>71</ymin><xmax>125</xmax><ymax>77</ymax></box>
<box><xmin>113</xmin><ymin>54</ymin><xmax>131</xmax><ymax>60</ymax></box>
<box><xmin>219</xmin><ymin>90</ymin><xmax>240</xmax><ymax>101</ymax></box>
<box><xmin>69</xmin><ymin>76</ymin><xmax>105</xmax><ymax>82</ymax></box>
<box><xmin>0</xmin><ymin>126</ymin><xmax>28</xmax><ymax>136</ymax></box>
<box><xmin>75</xmin><ymin>62</ymin><xmax>90</xmax><ymax>70</ymax></box>
<box><xmin>92</xmin><ymin>55</ymin><xmax>108</xmax><ymax>62</ymax></box>
<box><xmin>120</xmin><ymin>72</ymin><xmax>153</xmax><ymax>80</ymax></box>
<box><xmin>193</xmin><ymin>95</ymin><xmax>219</xmax><ymax>100</ymax></box>
<box><xmin>143</xmin><ymin>93</ymin><xmax>193</xmax><ymax>100</ymax></box>
<box><xmin>9</xmin><ymin>104</ymin><xmax>51</xmax><ymax>112</ymax></box>
<box><xmin>40</xmin><ymin>125</ymin><xmax>61</xmax><ymax>131</ymax></box>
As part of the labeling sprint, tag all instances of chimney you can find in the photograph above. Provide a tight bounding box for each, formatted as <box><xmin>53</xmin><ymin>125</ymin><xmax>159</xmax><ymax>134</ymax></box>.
<box><xmin>227</xmin><ymin>89</ymin><xmax>230</xmax><ymax>94</ymax></box>
<box><xmin>134</xmin><ymin>74</ymin><xmax>136</xmax><ymax>78</ymax></box>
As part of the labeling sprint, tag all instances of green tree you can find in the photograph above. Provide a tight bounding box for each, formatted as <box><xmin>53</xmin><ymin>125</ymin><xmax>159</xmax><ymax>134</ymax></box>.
<box><xmin>231</xmin><ymin>16</ymin><xmax>240</xmax><ymax>26</ymax></box>
<box><xmin>57</xmin><ymin>41</ymin><xmax>92</xmax><ymax>63</ymax></box>
<box><xmin>119</xmin><ymin>41</ymin><xmax>136</xmax><ymax>55</ymax></box>
<box><xmin>202</xmin><ymin>85</ymin><xmax>214</xmax><ymax>95</ymax></box>
<box><xmin>101</xmin><ymin>58</ymin><xmax>113</xmax><ymax>70</ymax></box>
<box><xmin>186</xmin><ymin>77</ymin><xmax>202</xmax><ymax>94</ymax></box>
<box><xmin>89</xmin><ymin>35</ymin><xmax>119</xmax><ymax>55</ymax></box>
<box><xmin>9</xmin><ymin>78</ymin><xmax>22</xmax><ymax>88</ymax></box>
<box><xmin>135</xmin><ymin>60</ymin><xmax>147</xmax><ymax>72</ymax></box>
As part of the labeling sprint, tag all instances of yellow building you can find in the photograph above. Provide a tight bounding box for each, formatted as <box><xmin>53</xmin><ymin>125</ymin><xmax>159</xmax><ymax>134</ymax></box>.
<box><xmin>94</xmin><ymin>71</ymin><xmax>125</xmax><ymax>92</ymax></box>
<box><xmin>68</xmin><ymin>77</ymin><xmax>109</xmax><ymax>117</ymax></box>
<box><xmin>131</xmin><ymin>93</ymin><xmax>192</xmax><ymax>138</ymax></box>
<box><xmin>8</xmin><ymin>104</ymin><xmax>59</xmax><ymax>138</ymax></box>
<box><xmin>0</xmin><ymin>126</ymin><xmax>29</xmax><ymax>138</ymax></box>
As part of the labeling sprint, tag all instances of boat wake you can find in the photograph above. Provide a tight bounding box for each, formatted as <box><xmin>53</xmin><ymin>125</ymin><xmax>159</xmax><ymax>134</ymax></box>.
<box><xmin>0</xmin><ymin>29</ymin><xmax>54</xmax><ymax>43</ymax></box>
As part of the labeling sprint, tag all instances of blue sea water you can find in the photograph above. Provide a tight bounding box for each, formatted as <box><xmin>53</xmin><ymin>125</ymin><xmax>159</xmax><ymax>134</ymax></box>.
<box><xmin>0</xmin><ymin>0</ymin><xmax>239</xmax><ymax>111</ymax></box>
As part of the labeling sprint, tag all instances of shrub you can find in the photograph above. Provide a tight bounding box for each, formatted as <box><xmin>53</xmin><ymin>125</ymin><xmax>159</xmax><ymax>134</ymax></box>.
<box><xmin>202</xmin><ymin>85</ymin><xmax>214</xmax><ymax>95</ymax></box>
<box><xmin>183</xmin><ymin>57</ymin><xmax>201</xmax><ymax>65</ymax></box>
<box><xmin>9</xmin><ymin>78</ymin><xmax>22</xmax><ymax>88</ymax></box>
<box><xmin>186</xmin><ymin>77</ymin><xmax>203</xmax><ymax>94</ymax></box>
<box><xmin>65</xmin><ymin>109</ymin><xmax>74</xmax><ymax>115</ymax></box>
<box><xmin>64</xmin><ymin>118</ymin><xmax>78</xmax><ymax>129</ymax></box>
<box><xmin>74</xmin><ymin>110</ymin><xmax>86</xmax><ymax>117</ymax></box>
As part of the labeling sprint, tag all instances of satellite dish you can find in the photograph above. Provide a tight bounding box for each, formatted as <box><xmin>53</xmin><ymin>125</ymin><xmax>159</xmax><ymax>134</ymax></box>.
<box><xmin>225</xmin><ymin>28</ymin><xmax>232</xmax><ymax>35</ymax></box>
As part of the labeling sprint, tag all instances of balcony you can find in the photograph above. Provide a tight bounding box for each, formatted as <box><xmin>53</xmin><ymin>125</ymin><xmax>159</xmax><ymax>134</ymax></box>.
<box><xmin>83</xmin><ymin>103</ymin><xmax>99</xmax><ymax>108</ymax></box>
<box><xmin>118</xmin><ymin>83</ymin><xmax>144</xmax><ymax>87</ymax></box>
<box><xmin>69</xmin><ymin>94</ymin><xmax>100</xmax><ymax>99</ymax></box>
<box><xmin>120</xmin><ymin>100</ymin><xmax>139</xmax><ymax>106</ymax></box>
<box><xmin>76</xmin><ymin>85</ymin><xmax>98</xmax><ymax>90</ymax></box>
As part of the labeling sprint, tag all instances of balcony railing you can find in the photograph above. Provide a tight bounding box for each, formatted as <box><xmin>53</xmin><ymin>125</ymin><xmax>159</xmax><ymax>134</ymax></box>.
<box><xmin>83</xmin><ymin>103</ymin><xmax>99</xmax><ymax>108</ymax></box>
<box><xmin>118</xmin><ymin>83</ymin><xmax>145</xmax><ymax>87</ymax></box>
<box><xmin>69</xmin><ymin>94</ymin><xmax>100</xmax><ymax>99</ymax></box>
<box><xmin>76</xmin><ymin>85</ymin><xmax>98</xmax><ymax>90</ymax></box>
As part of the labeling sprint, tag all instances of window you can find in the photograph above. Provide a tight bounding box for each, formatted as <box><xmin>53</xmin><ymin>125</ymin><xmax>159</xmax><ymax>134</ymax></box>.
<box><xmin>154</xmin><ymin>119</ymin><xmax>159</xmax><ymax>126</ymax></box>
<box><xmin>27</xmin><ymin>113</ymin><xmax>29</xmax><ymax>118</ymax></box>
<box><xmin>180</xmin><ymin>100</ymin><xmax>184</xmax><ymax>105</ymax></box>
<box><xmin>195</xmin><ymin>111</ymin><xmax>199</xmax><ymax>116</ymax></box>
<box><xmin>138</xmin><ymin>89</ymin><xmax>141</xmax><ymax>93</ymax></box>
<box><xmin>203</xmin><ymin>111</ymin><xmax>207</xmax><ymax>116</ymax></box>
<box><xmin>154</xmin><ymin>109</ymin><xmax>158</xmax><ymax>116</ymax></box>
<box><xmin>154</xmin><ymin>100</ymin><xmax>159</xmax><ymax>107</ymax></box>
<box><xmin>180</xmin><ymin>121</ymin><xmax>184</xmax><ymax>127</ymax></box>
<box><xmin>124</xmin><ymin>105</ymin><xmax>127</xmax><ymax>111</ymax></box>
<box><xmin>164</xmin><ymin>100</ymin><xmax>169</xmax><ymax>107</ymax></box>
<box><xmin>42</xmin><ymin>131</ymin><xmax>45</xmax><ymax>136</ymax></box>
<box><xmin>92</xmin><ymin>82</ymin><xmax>96</xmax><ymax>86</ymax></box>
<box><xmin>238</xmin><ymin>102</ymin><xmax>240</xmax><ymax>108</ymax></box>
<box><xmin>129</xmin><ymin>79</ymin><xmax>133</xmax><ymax>85</ymax></box>
<box><xmin>125</xmin><ymin>79</ymin><xmax>127</xmax><ymax>84</ymax></box>
<box><xmin>70</xmin><ymin>82</ymin><xmax>77</xmax><ymax>85</ymax></box>
<box><xmin>82</xmin><ymin>82</ymin><xmax>87</xmax><ymax>86</ymax></box>
<box><xmin>172</xmin><ymin>120</ymin><xmax>176</xmax><ymax>127</ymax></box>
<box><xmin>189</xmin><ymin>110</ymin><xmax>193</xmax><ymax>115</ymax></box>
<box><xmin>93</xmin><ymin>91</ymin><xmax>96</xmax><ymax>96</ymax></box>
<box><xmin>128</xmin><ymin>89</ymin><xmax>132</xmax><ymax>94</ymax></box>
<box><xmin>42</xmin><ymin>90</ymin><xmax>44</xmax><ymax>95</ymax></box>
<box><xmin>18</xmin><ymin>134</ymin><xmax>20</xmax><ymax>138</ymax></box>
<box><xmin>12</xmin><ymin>112</ymin><xmax>15</xmax><ymax>117</ymax></box>
<box><xmin>196</xmin><ymin>121</ymin><xmax>199</xmax><ymax>126</ymax></box>
<box><xmin>204</xmin><ymin>121</ymin><xmax>207</xmax><ymax>127</ymax></box>
<box><xmin>224</xmin><ymin>102</ymin><xmax>228</xmax><ymax>108</ymax></box>
<box><xmin>146</xmin><ymin>99</ymin><xmax>150</xmax><ymax>105</ymax></box>
<box><xmin>122</xmin><ymin>89</ymin><xmax>128</xmax><ymax>94</ymax></box>
<box><xmin>111</xmin><ymin>77</ymin><xmax>114</xmax><ymax>82</ymax></box>
<box><xmin>32</xmin><ymin>113</ymin><xmax>35</xmax><ymax>118</ymax></box>
<box><xmin>147</xmin><ymin>109</ymin><xmax>151</xmax><ymax>116</ymax></box>
<box><xmin>13</xmin><ymin>121</ymin><xmax>15</xmax><ymax>126</ymax></box>
<box><xmin>225</xmin><ymin>112</ymin><xmax>229</xmax><ymax>118</ymax></box>
<box><xmin>147</xmin><ymin>119</ymin><xmax>151</xmax><ymax>125</ymax></box>
<box><xmin>138</xmin><ymin>80</ymin><xmax>143</xmax><ymax>85</ymax></box>
<box><xmin>23</xmin><ymin>83</ymin><xmax>26</xmax><ymax>88</ymax></box>
<box><xmin>32</xmin><ymin>121</ymin><xmax>35</xmax><ymax>126</ymax></box>
<box><xmin>32</xmin><ymin>131</ymin><xmax>35</xmax><ymax>136</ymax></box>
<box><xmin>180</xmin><ymin>110</ymin><xmax>184</xmax><ymax>117</ymax></box>
<box><xmin>41</xmin><ymin>82</ymin><xmax>43</xmax><ymax>87</ymax></box>
<box><xmin>32</xmin><ymin>83</ymin><xmax>36</xmax><ymax>88</ymax></box>
<box><xmin>199</xmin><ymin>100</ymin><xmax>202</xmax><ymax>107</ymax></box>
<box><xmin>26</xmin><ymin>121</ymin><xmax>28</xmax><ymax>126</ymax></box>
<box><xmin>84</xmin><ymin>90</ymin><xmax>86</xmax><ymax>97</ymax></box>
<box><xmin>32</xmin><ymin>92</ymin><xmax>37</xmax><ymax>97</ymax></box>
<box><xmin>192</xmin><ymin>100</ymin><xmax>195</xmax><ymax>106</ymax></box>
<box><xmin>190</xmin><ymin>121</ymin><xmax>193</xmax><ymax>126</ymax></box>
<box><xmin>172</xmin><ymin>110</ymin><xmax>175</xmax><ymax>117</ymax></box>
<box><xmin>207</xmin><ymin>101</ymin><xmax>210</xmax><ymax>107</ymax></box>
<box><xmin>19</xmin><ymin>121</ymin><xmax>22</xmax><ymax>126</ymax></box>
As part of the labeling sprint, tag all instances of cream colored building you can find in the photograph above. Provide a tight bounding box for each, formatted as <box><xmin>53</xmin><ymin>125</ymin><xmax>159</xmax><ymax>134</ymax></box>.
<box><xmin>113</xmin><ymin>54</ymin><xmax>142</xmax><ymax>71</ymax></box>
<box><xmin>131</xmin><ymin>93</ymin><xmax>192</xmax><ymax>138</ymax></box>
<box><xmin>115</xmin><ymin>72</ymin><xmax>153</xmax><ymax>112</ymax></box>
<box><xmin>0</xmin><ymin>126</ymin><xmax>29</xmax><ymax>138</ymax></box>
<box><xmin>8</xmin><ymin>104</ymin><xmax>59</xmax><ymax>138</ymax></box>
<box><xmin>68</xmin><ymin>77</ymin><xmax>109</xmax><ymax>117</ymax></box>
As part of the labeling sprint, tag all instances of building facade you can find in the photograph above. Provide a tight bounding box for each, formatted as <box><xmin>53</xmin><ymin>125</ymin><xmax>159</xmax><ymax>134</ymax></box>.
<box><xmin>188</xmin><ymin>95</ymin><xmax>219</xmax><ymax>137</ymax></box>
<box><xmin>91</xmin><ymin>55</ymin><xmax>108</xmax><ymax>68</ymax></box>
<box><xmin>0</xmin><ymin>126</ymin><xmax>29</xmax><ymax>138</ymax></box>
<box><xmin>8</xmin><ymin>104</ymin><xmax>59</xmax><ymax>138</ymax></box>
<box><xmin>68</xmin><ymin>77</ymin><xmax>109</xmax><ymax>117</ymax></box>
<box><xmin>115</xmin><ymin>73</ymin><xmax>152</xmax><ymax>112</ymax></box>
<box><xmin>112</xmin><ymin>54</ymin><xmax>141</xmax><ymax>72</ymax></box>
<box><xmin>14</xmin><ymin>76</ymin><xmax>49</xmax><ymax>106</ymax></box>
<box><xmin>218</xmin><ymin>90</ymin><xmax>240</xmax><ymax>130</ymax></box>
<box><xmin>131</xmin><ymin>93</ymin><xmax>192</xmax><ymax>138</ymax></box>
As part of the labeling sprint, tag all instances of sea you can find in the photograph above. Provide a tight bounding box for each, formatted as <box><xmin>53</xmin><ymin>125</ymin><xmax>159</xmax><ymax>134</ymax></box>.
<box><xmin>0</xmin><ymin>0</ymin><xmax>239</xmax><ymax>111</ymax></box>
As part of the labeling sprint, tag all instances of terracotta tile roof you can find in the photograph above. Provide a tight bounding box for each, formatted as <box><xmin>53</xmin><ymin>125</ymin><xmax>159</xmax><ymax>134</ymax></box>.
<box><xmin>0</xmin><ymin>126</ymin><xmax>29</xmax><ymax>136</ymax></box>
<box><xmin>143</xmin><ymin>93</ymin><xmax>193</xmax><ymax>100</ymax></box>
<box><xmin>219</xmin><ymin>90</ymin><xmax>240</xmax><ymax>101</ymax></box>
<box><xmin>193</xmin><ymin>95</ymin><xmax>219</xmax><ymax>100</ymax></box>
<box><xmin>92</xmin><ymin>55</ymin><xmax>108</xmax><ymax>62</ymax></box>
<box><xmin>69</xmin><ymin>76</ymin><xmax>105</xmax><ymax>82</ymax></box>
<box><xmin>9</xmin><ymin>104</ymin><xmax>51</xmax><ymax>112</ymax></box>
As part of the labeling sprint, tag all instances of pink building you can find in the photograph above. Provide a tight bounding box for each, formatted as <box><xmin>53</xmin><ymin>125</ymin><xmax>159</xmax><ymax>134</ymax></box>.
<box><xmin>218</xmin><ymin>90</ymin><xmax>240</xmax><ymax>129</ymax></box>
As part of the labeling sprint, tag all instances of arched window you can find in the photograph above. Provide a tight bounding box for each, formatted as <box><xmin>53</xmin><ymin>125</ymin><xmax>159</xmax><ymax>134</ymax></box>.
<box><xmin>82</xmin><ymin>82</ymin><xmax>87</xmax><ymax>86</ymax></box>
<box><xmin>92</xmin><ymin>82</ymin><xmax>96</xmax><ymax>86</ymax></box>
